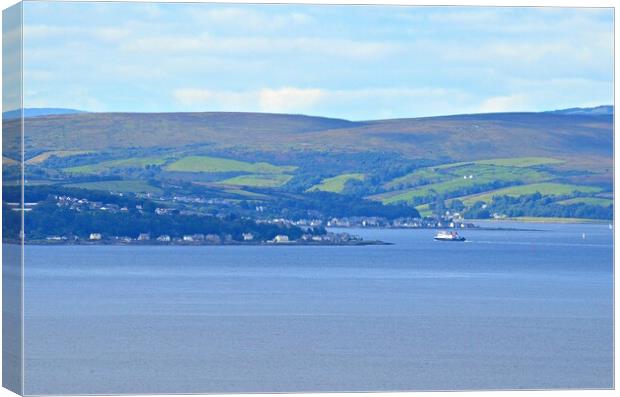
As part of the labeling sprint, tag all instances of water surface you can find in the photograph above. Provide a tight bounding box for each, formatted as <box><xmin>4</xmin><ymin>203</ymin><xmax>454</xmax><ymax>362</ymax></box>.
<box><xmin>24</xmin><ymin>222</ymin><xmax>613</xmax><ymax>394</ymax></box>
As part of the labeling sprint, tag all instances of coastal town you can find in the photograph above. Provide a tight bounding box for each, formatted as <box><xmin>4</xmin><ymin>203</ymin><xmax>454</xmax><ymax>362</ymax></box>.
<box><xmin>12</xmin><ymin>192</ymin><xmax>479</xmax><ymax>245</ymax></box>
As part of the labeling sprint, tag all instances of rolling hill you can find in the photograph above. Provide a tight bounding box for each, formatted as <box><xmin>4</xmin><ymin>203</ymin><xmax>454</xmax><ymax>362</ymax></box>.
<box><xmin>6</xmin><ymin>110</ymin><xmax>612</xmax><ymax>167</ymax></box>
<box><xmin>8</xmin><ymin>107</ymin><xmax>613</xmax><ymax>221</ymax></box>
<box><xmin>2</xmin><ymin>107</ymin><xmax>85</xmax><ymax>120</ymax></box>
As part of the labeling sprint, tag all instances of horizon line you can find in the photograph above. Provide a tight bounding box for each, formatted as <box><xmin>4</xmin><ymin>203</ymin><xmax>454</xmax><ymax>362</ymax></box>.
<box><xmin>2</xmin><ymin>104</ymin><xmax>614</xmax><ymax>122</ymax></box>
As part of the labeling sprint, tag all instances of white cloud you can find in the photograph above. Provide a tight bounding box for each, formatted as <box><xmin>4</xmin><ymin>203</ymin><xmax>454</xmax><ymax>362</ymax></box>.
<box><xmin>174</xmin><ymin>88</ymin><xmax>257</xmax><ymax>110</ymax></box>
<box><xmin>190</xmin><ymin>7</ymin><xmax>315</xmax><ymax>33</ymax></box>
<box><xmin>174</xmin><ymin>87</ymin><xmax>325</xmax><ymax>113</ymax></box>
<box><xmin>173</xmin><ymin>86</ymin><xmax>474</xmax><ymax>118</ymax></box>
<box><xmin>24</xmin><ymin>87</ymin><xmax>106</xmax><ymax>112</ymax></box>
<box><xmin>21</xmin><ymin>4</ymin><xmax>613</xmax><ymax>118</ymax></box>
<box><xmin>121</xmin><ymin>34</ymin><xmax>400</xmax><ymax>61</ymax></box>
<box><xmin>93</xmin><ymin>27</ymin><xmax>131</xmax><ymax>42</ymax></box>
<box><xmin>259</xmin><ymin>88</ymin><xmax>325</xmax><ymax>113</ymax></box>
<box><xmin>24</xmin><ymin>24</ymin><xmax>131</xmax><ymax>44</ymax></box>
<box><xmin>476</xmin><ymin>78</ymin><xmax>613</xmax><ymax>114</ymax></box>
<box><xmin>478</xmin><ymin>94</ymin><xmax>529</xmax><ymax>113</ymax></box>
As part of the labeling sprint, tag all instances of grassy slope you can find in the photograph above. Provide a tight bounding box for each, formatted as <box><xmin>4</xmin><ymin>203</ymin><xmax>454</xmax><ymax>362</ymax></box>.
<box><xmin>457</xmin><ymin>183</ymin><xmax>602</xmax><ymax>205</ymax></box>
<box><xmin>64</xmin><ymin>180</ymin><xmax>162</xmax><ymax>194</ymax></box>
<box><xmin>374</xmin><ymin>164</ymin><xmax>551</xmax><ymax>204</ymax></box>
<box><xmin>9</xmin><ymin>112</ymin><xmax>612</xmax><ymax>179</ymax></box>
<box><xmin>11</xmin><ymin>112</ymin><xmax>359</xmax><ymax>153</ymax></box>
<box><xmin>165</xmin><ymin>156</ymin><xmax>296</xmax><ymax>174</ymax></box>
<box><xmin>221</xmin><ymin>188</ymin><xmax>270</xmax><ymax>199</ymax></box>
<box><xmin>474</xmin><ymin>157</ymin><xmax>564</xmax><ymax>167</ymax></box>
<box><xmin>556</xmin><ymin>197</ymin><xmax>613</xmax><ymax>206</ymax></box>
<box><xmin>415</xmin><ymin>204</ymin><xmax>432</xmax><ymax>217</ymax></box>
<box><xmin>64</xmin><ymin>156</ymin><xmax>168</xmax><ymax>174</ymax></box>
<box><xmin>384</xmin><ymin>160</ymin><xmax>553</xmax><ymax>191</ymax></box>
<box><xmin>217</xmin><ymin>174</ymin><xmax>293</xmax><ymax>188</ymax></box>
<box><xmin>308</xmin><ymin>173</ymin><xmax>366</xmax><ymax>193</ymax></box>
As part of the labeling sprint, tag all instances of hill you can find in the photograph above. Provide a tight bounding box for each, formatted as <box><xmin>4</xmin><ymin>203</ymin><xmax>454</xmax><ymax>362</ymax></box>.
<box><xmin>2</xmin><ymin>107</ymin><xmax>85</xmax><ymax>120</ymax></box>
<box><xmin>9</xmin><ymin>111</ymin><xmax>611</xmax><ymax>170</ymax></box>
<box><xmin>7</xmin><ymin>112</ymin><xmax>360</xmax><ymax>153</ymax></box>
<box><xmin>7</xmin><ymin>107</ymin><xmax>613</xmax><ymax>222</ymax></box>
<box><xmin>547</xmin><ymin>105</ymin><xmax>613</xmax><ymax>116</ymax></box>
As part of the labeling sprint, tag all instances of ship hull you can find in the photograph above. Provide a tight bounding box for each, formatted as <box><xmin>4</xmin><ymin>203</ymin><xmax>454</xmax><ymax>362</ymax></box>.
<box><xmin>434</xmin><ymin>237</ymin><xmax>466</xmax><ymax>242</ymax></box>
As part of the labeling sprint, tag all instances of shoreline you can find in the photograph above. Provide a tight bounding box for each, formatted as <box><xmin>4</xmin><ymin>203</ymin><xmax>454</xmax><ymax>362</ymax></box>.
<box><xmin>17</xmin><ymin>239</ymin><xmax>393</xmax><ymax>247</ymax></box>
<box><xmin>329</xmin><ymin>225</ymin><xmax>544</xmax><ymax>232</ymax></box>
<box><xmin>471</xmin><ymin>217</ymin><xmax>611</xmax><ymax>225</ymax></box>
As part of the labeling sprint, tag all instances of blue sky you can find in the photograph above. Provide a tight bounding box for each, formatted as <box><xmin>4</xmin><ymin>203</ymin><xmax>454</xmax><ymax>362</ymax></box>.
<box><xmin>21</xmin><ymin>2</ymin><xmax>613</xmax><ymax>120</ymax></box>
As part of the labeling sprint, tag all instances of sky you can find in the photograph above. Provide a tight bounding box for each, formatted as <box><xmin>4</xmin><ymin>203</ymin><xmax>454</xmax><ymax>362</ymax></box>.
<box><xmin>18</xmin><ymin>2</ymin><xmax>615</xmax><ymax>120</ymax></box>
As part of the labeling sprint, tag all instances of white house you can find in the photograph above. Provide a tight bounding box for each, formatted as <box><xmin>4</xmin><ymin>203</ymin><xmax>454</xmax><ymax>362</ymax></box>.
<box><xmin>274</xmin><ymin>235</ymin><xmax>289</xmax><ymax>243</ymax></box>
<box><xmin>89</xmin><ymin>233</ymin><xmax>102</xmax><ymax>241</ymax></box>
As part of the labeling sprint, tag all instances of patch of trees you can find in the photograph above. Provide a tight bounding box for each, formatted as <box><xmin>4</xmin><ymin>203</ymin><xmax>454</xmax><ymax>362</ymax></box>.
<box><xmin>13</xmin><ymin>185</ymin><xmax>146</xmax><ymax>208</ymax></box>
<box><xmin>463</xmin><ymin>193</ymin><xmax>612</xmax><ymax>220</ymax></box>
<box><xmin>266</xmin><ymin>191</ymin><xmax>420</xmax><ymax>220</ymax></box>
<box><xmin>407</xmin><ymin>180</ymin><xmax>517</xmax><ymax>207</ymax></box>
<box><xmin>274</xmin><ymin>151</ymin><xmax>432</xmax><ymax>194</ymax></box>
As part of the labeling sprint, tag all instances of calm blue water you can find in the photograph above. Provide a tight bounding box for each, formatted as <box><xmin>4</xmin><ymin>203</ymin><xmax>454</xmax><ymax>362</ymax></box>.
<box><xmin>23</xmin><ymin>222</ymin><xmax>613</xmax><ymax>394</ymax></box>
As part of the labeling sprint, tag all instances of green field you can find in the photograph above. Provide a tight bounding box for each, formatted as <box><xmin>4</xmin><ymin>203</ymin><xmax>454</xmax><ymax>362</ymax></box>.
<box><xmin>64</xmin><ymin>180</ymin><xmax>162</xmax><ymax>194</ymax></box>
<box><xmin>433</xmin><ymin>157</ymin><xmax>563</xmax><ymax>169</ymax></box>
<box><xmin>556</xmin><ymin>197</ymin><xmax>613</xmax><ymax>206</ymax></box>
<box><xmin>384</xmin><ymin>168</ymin><xmax>446</xmax><ymax>190</ymax></box>
<box><xmin>64</xmin><ymin>156</ymin><xmax>167</xmax><ymax>174</ymax></box>
<box><xmin>458</xmin><ymin>183</ymin><xmax>603</xmax><ymax>205</ymax></box>
<box><xmin>308</xmin><ymin>173</ymin><xmax>366</xmax><ymax>193</ymax></box>
<box><xmin>166</xmin><ymin>156</ymin><xmax>297</xmax><ymax>174</ymax></box>
<box><xmin>374</xmin><ymin>164</ymin><xmax>552</xmax><ymax>205</ymax></box>
<box><xmin>221</xmin><ymin>188</ymin><xmax>270</xmax><ymax>199</ymax></box>
<box><xmin>415</xmin><ymin>204</ymin><xmax>432</xmax><ymax>217</ymax></box>
<box><xmin>474</xmin><ymin>157</ymin><xmax>564</xmax><ymax>167</ymax></box>
<box><xmin>384</xmin><ymin>161</ymin><xmax>552</xmax><ymax>191</ymax></box>
<box><xmin>217</xmin><ymin>174</ymin><xmax>293</xmax><ymax>188</ymax></box>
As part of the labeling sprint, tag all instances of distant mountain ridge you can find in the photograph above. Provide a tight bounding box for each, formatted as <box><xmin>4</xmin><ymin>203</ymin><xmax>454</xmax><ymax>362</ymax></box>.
<box><xmin>2</xmin><ymin>105</ymin><xmax>613</xmax><ymax>120</ymax></box>
<box><xmin>2</xmin><ymin>108</ymin><xmax>86</xmax><ymax>120</ymax></box>
<box><xmin>5</xmin><ymin>107</ymin><xmax>611</xmax><ymax>171</ymax></box>
<box><xmin>547</xmin><ymin>105</ymin><xmax>613</xmax><ymax>116</ymax></box>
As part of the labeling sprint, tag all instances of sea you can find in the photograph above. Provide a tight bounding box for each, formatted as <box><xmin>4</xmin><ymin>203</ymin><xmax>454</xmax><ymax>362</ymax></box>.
<box><xmin>21</xmin><ymin>222</ymin><xmax>613</xmax><ymax>394</ymax></box>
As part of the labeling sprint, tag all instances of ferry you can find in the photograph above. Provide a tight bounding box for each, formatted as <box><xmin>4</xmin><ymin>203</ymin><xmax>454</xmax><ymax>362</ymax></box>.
<box><xmin>434</xmin><ymin>230</ymin><xmax>466</xmax><ymax>242</ymax></box>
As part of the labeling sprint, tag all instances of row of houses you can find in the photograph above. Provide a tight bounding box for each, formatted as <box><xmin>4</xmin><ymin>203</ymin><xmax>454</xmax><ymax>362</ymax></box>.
<box><xmin>55</xmin><ymin>195</ymin><xmax>134</xmax><ymax>213</ymax></box>
<box><xmin>86</xmin><ymin>232</ymin><xmax>231</xmax><ymax>243</ymax></box>
<box><xmin>326</xmin><ymin>216</ymin><xmax>477</xmax><ymax>229</ymax></box>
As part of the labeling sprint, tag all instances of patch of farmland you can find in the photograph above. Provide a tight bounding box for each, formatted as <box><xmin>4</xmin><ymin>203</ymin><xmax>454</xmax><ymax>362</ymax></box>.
<box><xmin>307</xmin><ymin>173</ymin><xmax>366</xmax><ymax>193</ymax></box>
<box><xmin>165</xmin><ymin>155</ymin><xmax>297</xmax><ymax>174</ymax></box>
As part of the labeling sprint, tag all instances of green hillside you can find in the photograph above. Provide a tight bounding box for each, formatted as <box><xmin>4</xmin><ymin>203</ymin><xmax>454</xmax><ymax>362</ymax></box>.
<box><xmin>457</xmin><ymin>183</ymin><xmax>602</xmax><ymax>205</ymax></box>
<box><xmin>8</xmin><ymin>112</ymin><xmax>612</xmax><ymax>176</ymax></box>
<box><xmin>217</xmin><ymin>174</ymin><xmax>293</xmax><ymax>188</ymax></box>
<box><xmin>383</xmin><ymin>161</ymin><xmax>552</xmax><ymax>191</ymax></box>
<box><xmin>556</xmin><ymin>197</ymin><xmax>613</xmax><ymax>206</ymax></box>
<box><xmin>474</xmin><ymin>157</ymin><xmax>564</xmax><ymax>167</ymax></box>
<box><xmin>375</xmin><ymin>162</ymin><xmax>552</xmax><ymax>204</ymax></box>
<box><xmin>165</xmin><ymin>156</ymin><xmax>296</xmax><ymax>174</ymax></box>
<box><xmin>64</xmin><ymin>156</ymin><xmax>168</xmax><ymax>174</ymax></box>
<box><xmin>64</xmin><ymin>180</ymin><xmax>162</xmax><ymax>194</ymax></box>
<box><xmin>12</xmin><ymin>109</ymin><xmax>613</xmax><ymax>221</ymax></box>
<box><xmin>308</xmin><ymin>173</ymin><xmax>366</xmax><ymax>193</ymax></box>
